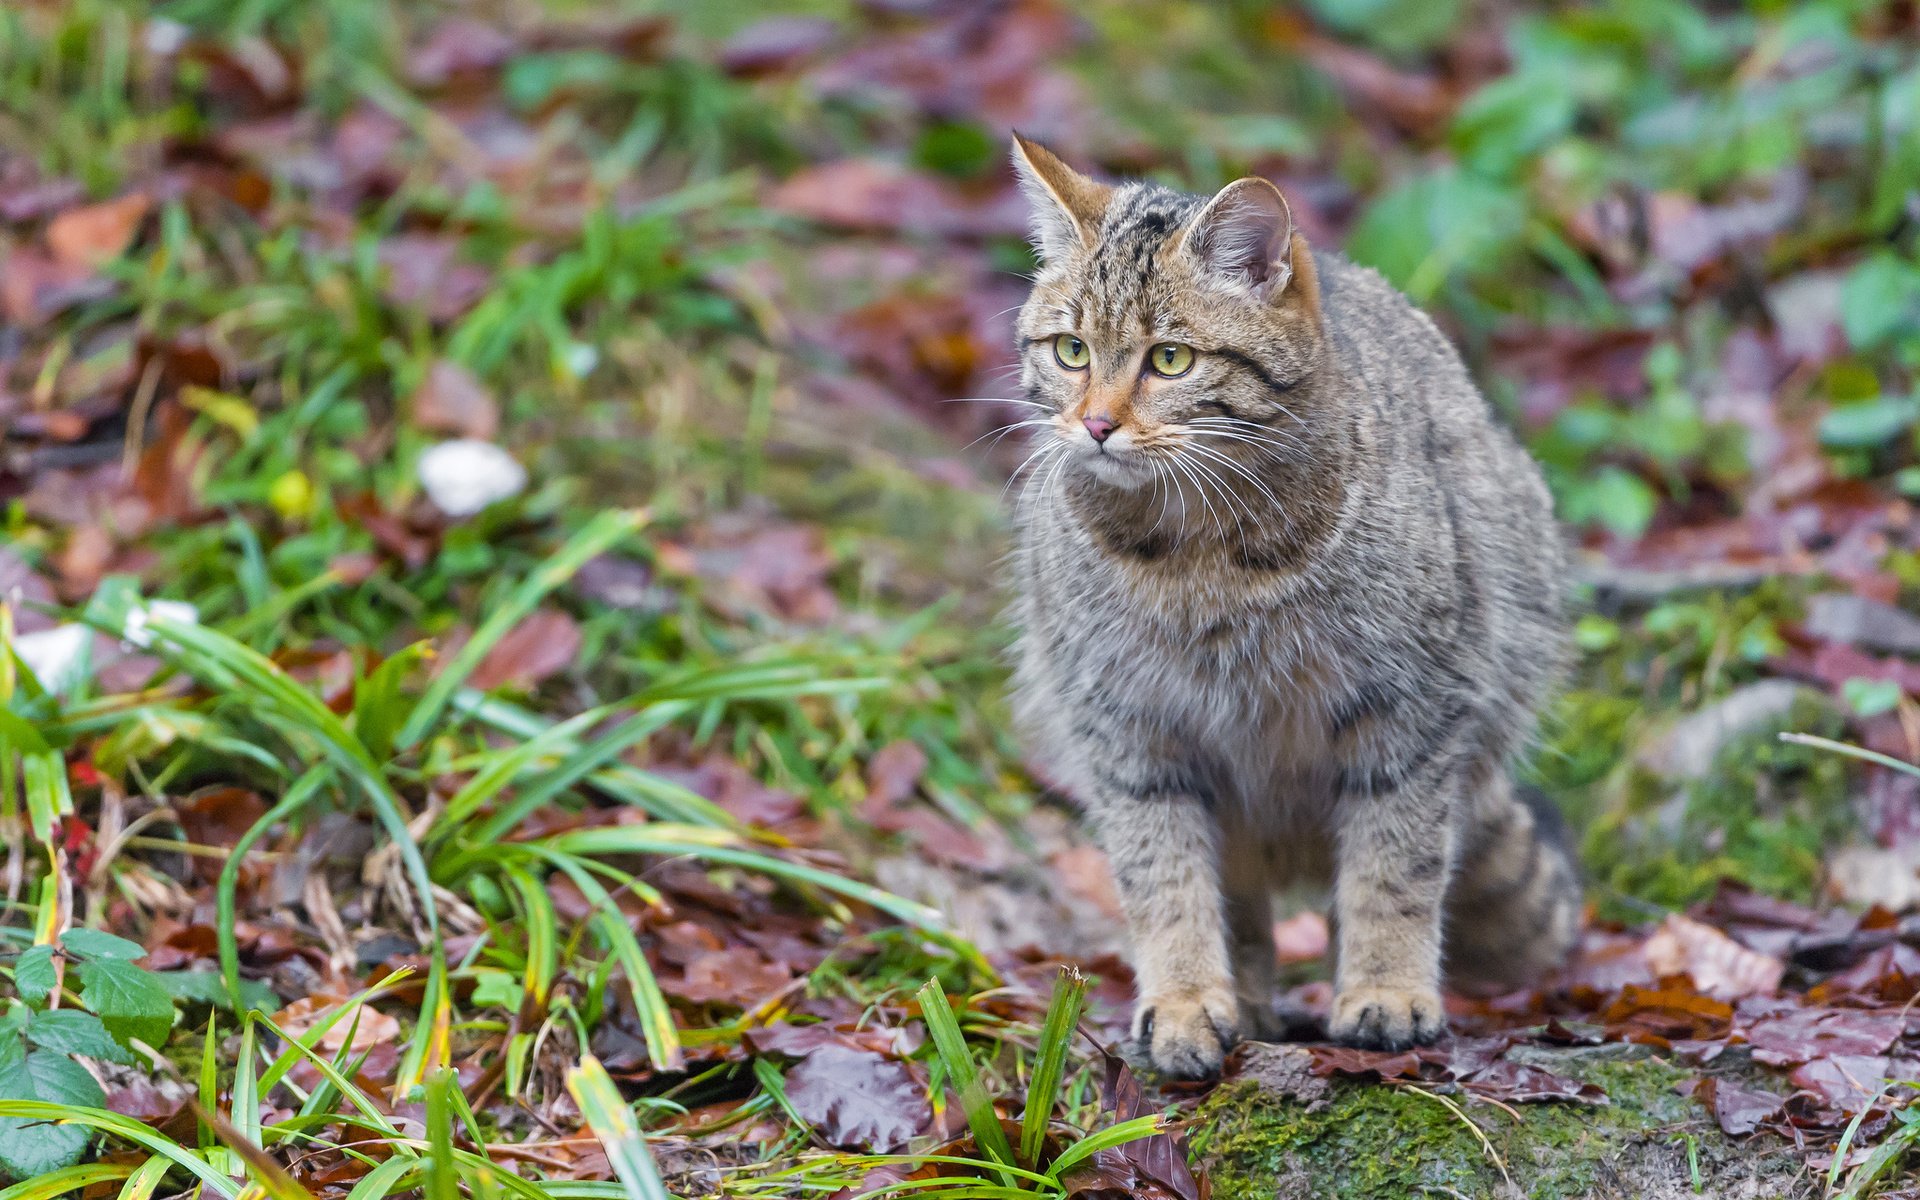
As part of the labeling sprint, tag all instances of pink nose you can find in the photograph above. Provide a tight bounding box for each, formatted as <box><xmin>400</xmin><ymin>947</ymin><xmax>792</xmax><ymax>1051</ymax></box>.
<box><xmin>1082</xmin><ymin>415</ymin><xmax>1115</xmax><ymax>443</ymax></box>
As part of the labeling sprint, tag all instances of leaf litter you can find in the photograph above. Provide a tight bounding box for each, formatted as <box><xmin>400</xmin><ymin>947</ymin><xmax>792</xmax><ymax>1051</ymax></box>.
<box><xmin>2</xmin><ymin>0</ymin><xmax>1920</xmax><ymax>1195</ymax></box>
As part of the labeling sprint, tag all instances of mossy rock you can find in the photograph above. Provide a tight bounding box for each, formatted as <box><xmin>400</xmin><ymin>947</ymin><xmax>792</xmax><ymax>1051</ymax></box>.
<box><xmin>1188</xmin><ymin>1044</ymin><xmax>1814</xmax><ymax>1199</ymax></box>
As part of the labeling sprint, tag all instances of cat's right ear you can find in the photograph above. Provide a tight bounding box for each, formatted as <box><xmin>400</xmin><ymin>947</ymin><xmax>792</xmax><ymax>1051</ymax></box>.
<box><xmin>1011</xmin><ymin>134</ymin><xmax>1113</xmax><ymax>262</ymax></box>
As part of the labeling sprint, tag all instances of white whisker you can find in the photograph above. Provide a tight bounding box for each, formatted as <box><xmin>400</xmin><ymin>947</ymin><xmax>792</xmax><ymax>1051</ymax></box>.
<box><xmin>965</xmin><ymin>419</ymin><xmax>1054</xmax><ymax>453</ymax></box>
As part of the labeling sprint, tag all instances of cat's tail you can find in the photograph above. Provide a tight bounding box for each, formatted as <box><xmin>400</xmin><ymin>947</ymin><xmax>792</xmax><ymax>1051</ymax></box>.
<box><xmin>1442</xmin><ymin>780</ymin><xmax>1582</xmax><ymax>991</ymax></box>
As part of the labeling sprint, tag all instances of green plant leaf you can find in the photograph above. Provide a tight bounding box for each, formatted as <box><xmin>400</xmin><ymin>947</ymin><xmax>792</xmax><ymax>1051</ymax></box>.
<box><xmin>10</xmin><ymin>950</ymin><xmax>55</xmax><ymax>1006</ymax></box>
<box><xmin>59</xmin><ymin>931</ymin><xmax>146</xmax><ymax>962</ymax></box>
<box><xmin>23</xmin><ymin>1011</ymin><xmax>136</xmax><ymax>1066</ymax></box>
<box><xmin>1840</xmin><ymin>252</ymin><xmax>1920</xmax><ymax>349</ymax></box>
<box><xmin>74</xmin><ymin>960</ymin><xmax>174</xmax><ymax>1050</ymax></box>
<box><xmin>395</xmin><ymin>509</ymin><xmax>646</xmax><ymax>750</ymax></box>
<box><xmin>151</xmin><ymin>971</ymin><xmax>277</xmax><ymax>1015</ymax></box>
<box><xmin>1842</xmin><ymin>678</ymin><xmax>1904</xmax><ymax>718</ymax></box>
<box><xmin>1819</xmin><ymin>397</ymin><xmax>1917</xmax><ymax>448</ymax></box>
<box><xmin>0</xmin><ymin>1043</ymin><xmax>105</xmax><ymax>1180</ymax></box>
<box><xmin>1346</xmin><ymin>167</ymin><xmax>1525</xmax><ymax>300</ymax></box>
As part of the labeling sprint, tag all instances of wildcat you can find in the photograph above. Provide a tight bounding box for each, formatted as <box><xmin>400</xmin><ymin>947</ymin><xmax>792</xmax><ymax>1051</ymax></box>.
<box><xmin>1003</xmin><ymin>135</ymin><xmax>1581</xmax><ymax>1077</ymax></box>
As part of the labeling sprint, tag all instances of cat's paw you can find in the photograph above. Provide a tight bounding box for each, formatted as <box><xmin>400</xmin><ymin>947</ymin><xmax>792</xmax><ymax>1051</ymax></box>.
<box><xmin>1134</xmin><ymin>988</ymin><xmax>1239</xmax><ymax>1079</ymax></box>
<box><xmin>1328</xmin><ymin>984</ymin><xmax>1445</xmax><ymax>1050</ymax></box>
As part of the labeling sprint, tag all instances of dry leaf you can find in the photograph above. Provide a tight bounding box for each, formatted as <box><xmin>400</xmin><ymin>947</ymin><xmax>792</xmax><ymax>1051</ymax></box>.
<box><xmin>47</xmin><ymin>193</ymin><xmax>152</xmax><ymax>267</ymax></box>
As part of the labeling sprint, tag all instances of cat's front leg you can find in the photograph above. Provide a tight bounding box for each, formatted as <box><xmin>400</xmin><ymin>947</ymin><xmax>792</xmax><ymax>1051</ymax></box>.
<box><xmin>1328</xmin><ymin>763</ymin><xmax>1459</xmax><ymax>1050</ymax></box>
<box><xmin>1090</xmin><ymin>775</ymin><xmax>1238</xmax><ymax>1079</ymax></box>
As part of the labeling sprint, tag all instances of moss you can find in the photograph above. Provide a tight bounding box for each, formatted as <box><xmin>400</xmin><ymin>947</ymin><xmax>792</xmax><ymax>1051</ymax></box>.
<box><xmin>1588</xmin><ymin>694</ymin><xmax>1850</xmax><ymax>918</ymax></box>
<box><xmin>1189</xmin><ymin>1047</ymin><xmax>1810</xmax><ymax>1200</ymax></box>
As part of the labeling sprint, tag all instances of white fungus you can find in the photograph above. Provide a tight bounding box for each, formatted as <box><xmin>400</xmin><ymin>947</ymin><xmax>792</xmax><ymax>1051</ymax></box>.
<box><xmin>417</xmin><ymin>439</ymin><xmax>529</xmax><ymax>518</ymax></box>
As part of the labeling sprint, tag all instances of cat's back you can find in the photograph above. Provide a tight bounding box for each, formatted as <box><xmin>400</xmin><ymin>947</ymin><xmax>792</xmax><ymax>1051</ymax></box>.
<box><xmin>1312</xmin><ymin>250</ymin><xmax>1560</xmax><ymax>551</ymax></box>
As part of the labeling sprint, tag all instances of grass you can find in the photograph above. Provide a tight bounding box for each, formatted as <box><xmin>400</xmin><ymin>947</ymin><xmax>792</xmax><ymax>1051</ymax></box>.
<box><xmin>3</xmin><ymin>0</ymin><xmax>1919</xmax><ymax>1194</ymax></box>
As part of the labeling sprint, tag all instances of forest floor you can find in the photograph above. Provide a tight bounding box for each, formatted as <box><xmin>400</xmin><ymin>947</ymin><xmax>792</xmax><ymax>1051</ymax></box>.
<box><xmin>4</xmin><ymin>1</ymin><xmax>1920</xmax><ymax>1198</ymax></box>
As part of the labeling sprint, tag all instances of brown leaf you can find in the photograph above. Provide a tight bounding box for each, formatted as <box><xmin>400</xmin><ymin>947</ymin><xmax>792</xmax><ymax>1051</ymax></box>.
<box><xmin>1699</xmin><ymin>1076</ymin><xmax>1787</xmax><ymax>1137</ymax></box>
<box><xmin>661</xmin><ymin>945</ymin><xmax>792</xmax><ymax>1007</ymax></box>
<box><xmin>410</xmin><ymin>360</ymin><xmax>499</xmax><ymax>439</ymax></box>
<box><xmin>0</xmin><ymin>245</ymin><xmax>113</xmax><ymax>326</ymax></box>
<box><xmin>1600</xmin><ymin>983</ymin><xmax>1735</xmax><ymax>1042</ymax></box>
<box><xmin>1743</xmin><ymin>1007</ymin><xmax>1904</xmax><ymax>1067</ymax></box>
<box><xmin>46</xmin><ymin>193</ymin><xmax>151</xmax><ymax>268</ymax></box>
<box><xmin>1643</xmin><ymin>913</ymin><xmax>1785</xmax><ymax>1000</ymax></box>
<box><xmin>466</xmin><ymin>608</ymin><xmax>581</xmax><ymax>691</ymax></box>
<box><xmin>274</xmin><ymin>994</ymin><xmax>401</xmax><ymax>1055</ymax></box>
<box><xmin>865</xmin><ymin>740</ymin><xmax>928</xmax><ymax>808</ymax></box>
<box><xmin>1789</xmin><ymin>1054</ymin><xmax>1920</xmax><ymax>1114</ymax></box>
<box><xmin>177</xmin><ymin>786</ymin><xmax>269</xmax><ymax>850</ymax></box>
<box><xmin>1460</xmin><ymin>1058</ymin><xmax>1607</xmax><ymax>1106</ymax></box>
<box><xmin>660</xmin><ymin>519</ymin><xmax>838</xmax><ymax>624</ymax></box>
<box><xmin>720</xmin><ymin>16</ymin><xmax>836</xmax><ymax>77</ymax></box>
<box><xmin>1095</xmin><ymin>1050</ymin><xmax>1206</xmax><ymax>1200</ymax></box>
<box><xmin>783</xmin><ymin>1043</ymin><xmax>931</xmax><ymax>1152</ymax></box>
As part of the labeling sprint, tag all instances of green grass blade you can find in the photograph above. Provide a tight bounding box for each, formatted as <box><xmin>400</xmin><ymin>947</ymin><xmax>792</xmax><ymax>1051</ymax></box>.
<box><xmin>0</xmin><ymin>1103</ymin><xmax>242</xmax><ymax>1198</ymax></box>
<box><xmin>1020</xmin><ymin>966</ymin><xmax>1085</xmax><ymax>1166</ymax></box>
<box><xmin>568</xmin><ymin>1054</ymin><xmax>674</xmax><ymax>1200</ymax></box>
<box><xmin>543</xmin><ymin>827</ymin><xmax>946</xmax><ymax>931</ymax></box>
<box><xmin>465</xmin><ymin>701</ymin><xmax>694</xmax><ymax>845</ymax></box>
<box><xmin>507</xmin><ymin>865</ymin><xmax>558</xmax><ymax>1008</ymax></box>
<box><xmin>0</xmin><ymin>1162</ymin><xmax>136</xmax><ymax>1200</ymax></box>
<box><xmin>395</xmin><ymin>508</ymin><xmax>646</xmax><ymax>750</ymax></box>
<box><xmin>534</xmin><ymin>849</ymin><xmax>682</xmax><ymax>1070</ymax></box>
<box><xmin>425</xmin><ymin>1069</ymin><xmax>460</xmax><ymax>1200</ymax></box>
<box><xmin>146</xmin><ymin>616</ymin><xmax>438</xmax><ymax>934</ymax></box>
<box><xmin>113</xmin><ymin>1155</ymin><xmax>173</xmax><ymax>1200</ymax></box>
<box><xmin>344</xmin><ymin>1157</ymin><xmax>417</xmax><ymax>1200</ymax></box>
<box><xmin>433</xmin><ymin>706</ymin><xmax>608</xmax><ymax>834</ymax></box>
<box><xmin>455</xmin><ymin>692</ymin><xmax>734</xmax><ymax>826</ymax></box>
<box><xmin>195</xmin><ymin>1100</ymin><xmax>320</xmax><ymax>1200</ymax></box>
<box><xmin>916</xmin><ymin>979</ymin><xmax>1016</xmax><ymax>1178</ymax></box>
<box><xmin>1042</xmin><ymin>1114</ymin><xmax>1166</xmax><ymax>1181</ymax></box>
<box><xmin>219</xmin><ymin>767</ymin><xmax>329</xmax><ymax>1007</ymax></box>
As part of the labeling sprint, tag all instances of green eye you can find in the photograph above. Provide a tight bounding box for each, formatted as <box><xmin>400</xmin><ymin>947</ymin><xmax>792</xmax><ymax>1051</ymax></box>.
<box><xmin>1053</xmin><ymin>334</ymin><xmax>1090</xmax><ymax>370</ymax></box>
<box><xmin>1149</xmin><ymin>343</ymin><xmax>1195</xmax><ymax>377</ymax></box>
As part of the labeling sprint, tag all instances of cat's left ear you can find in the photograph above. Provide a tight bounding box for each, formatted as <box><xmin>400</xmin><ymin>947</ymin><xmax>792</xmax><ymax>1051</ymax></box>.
<box><xmin>1185</xmin><ymin>178</ymin><xmax>1319</xmax><ymax>316</ymax></box>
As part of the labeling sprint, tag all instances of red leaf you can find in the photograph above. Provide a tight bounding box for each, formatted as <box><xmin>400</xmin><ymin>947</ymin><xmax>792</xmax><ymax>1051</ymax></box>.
<box><xmin>466</xmin><ymin>608</ymin><xmax>582</xmax><ymax>691</ymax></box>
<box><xmin>1744</xmin><ymin>1007</ymin><xmax>1904</xmax><ymax>1068</ymax></box>
<box><xmin>783</xmin><ymin>1043</ymin><xmax>931</xmax><ymax>1152</ymax></box>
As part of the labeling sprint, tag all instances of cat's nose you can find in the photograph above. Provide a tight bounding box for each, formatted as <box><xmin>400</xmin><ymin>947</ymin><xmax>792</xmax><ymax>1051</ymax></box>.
<box><xmin>1082</xmin><ymin>414</ymin><xmax>1115</xmax><ymax>442</ymax></box>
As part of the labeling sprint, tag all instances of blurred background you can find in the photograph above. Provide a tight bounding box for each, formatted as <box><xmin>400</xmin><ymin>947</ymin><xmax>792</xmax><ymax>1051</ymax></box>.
<box><xmin>3</xmin><ymin>0</ymin><xmax>1920</xmax><ymax>1196</ymax></box>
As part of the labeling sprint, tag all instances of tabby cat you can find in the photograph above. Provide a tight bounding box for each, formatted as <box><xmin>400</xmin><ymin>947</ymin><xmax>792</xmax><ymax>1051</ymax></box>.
<box><xmin>1004</xmin><ymin>135</ymin><xmax>1581</xmax><ymax>1077</ymax></box>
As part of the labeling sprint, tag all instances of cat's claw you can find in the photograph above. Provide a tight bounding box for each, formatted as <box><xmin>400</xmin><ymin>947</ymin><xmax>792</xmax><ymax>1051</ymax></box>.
<box><xmin>1135</xmin><ymin>988</ymin><xmax>1240</xmax><ymax>1079</ymax></box>
<box><xmin>1328</xmin><ymin>984</ymin><xmax>1446</xmax><ymax>1051</ymax></box>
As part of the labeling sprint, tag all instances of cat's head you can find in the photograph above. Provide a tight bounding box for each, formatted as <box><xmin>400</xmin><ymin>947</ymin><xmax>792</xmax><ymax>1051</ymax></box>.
<box><xmin>1010</xmin><ymin>135</ymin><xmax>1324</xmax><ymax>493</ymax></box>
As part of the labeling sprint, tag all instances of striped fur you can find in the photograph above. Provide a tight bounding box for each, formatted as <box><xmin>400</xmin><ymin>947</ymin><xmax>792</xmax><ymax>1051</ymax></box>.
<box><xmin>1004</xmin><ymin>137</ymin><xmax>1580</xmax><ymax>1077</ymax></box>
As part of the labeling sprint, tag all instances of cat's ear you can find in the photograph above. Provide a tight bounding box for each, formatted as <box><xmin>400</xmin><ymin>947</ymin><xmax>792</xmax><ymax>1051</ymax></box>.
<box><xmin>1186</xmin><ymin>177</ymin><xmax>1317</xmax><ymax>313</ymax></box>
<box><xmin>1011</xmin><ymin>133</ymin><xmax>1113</xmax><ymax>262</ymax></box>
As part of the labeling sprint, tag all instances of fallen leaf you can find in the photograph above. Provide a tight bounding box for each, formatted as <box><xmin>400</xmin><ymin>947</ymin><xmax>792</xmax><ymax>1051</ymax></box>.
<box><xmin>46</xmin><ymin>193</ymin><xmax>151</xmax><ymax>267</ymax></box>
<box><xmin>274</xmin><ymin>994</ymin><xmax>401</xmax><ymax>1055</ymax></box>
<box><xmin>1643</xmin><ymin>914</ymin><xmax>1785</xmax><ymax>999</ymax></box>
<box><xmin>783</xmin><ymin>1042</ymin><xmax>930</xmax><ymax>1152</ymax></box>
<box><xmin>410</xmin><ymin>360</ymin><xmax>499</xmax><ymax>439</ymax></box>
<box><xmin>1699</xmin><ymin>1076</ymin><xmax>1786</xmax><ymax>1136</ymax></box>
<box><xmin>1744</xmin><ymin>1007</ymin><xmax>1904</xmax><ymax>1067</ymax></box>
<box><xmin>466</xmin><ymin>608</ymin><xmax>582</xmax><ymax>691</ymax></box>
<box><xmin>1789</xmin><ymin>1054</ymin><xmax>1920</xmax><ymax>1113</ymax></box>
